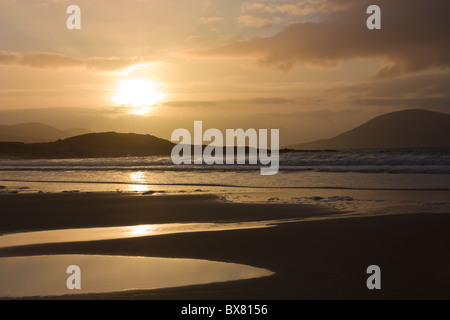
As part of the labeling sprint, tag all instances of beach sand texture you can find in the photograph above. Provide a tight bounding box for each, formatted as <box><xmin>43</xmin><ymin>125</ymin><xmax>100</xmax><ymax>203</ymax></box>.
<box><xmin>0</xmin><ymin>193</ymin><xmax>449</xmax><ymax>300</ymax></box>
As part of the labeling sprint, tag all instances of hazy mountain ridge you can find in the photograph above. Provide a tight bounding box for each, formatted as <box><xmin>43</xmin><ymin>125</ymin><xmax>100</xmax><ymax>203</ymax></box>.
<box><xmin>0</xmin><ymin>123</ymin><xmax>90</xmax><ymax>143</ymax></box>
<box><xmin>288</xmin><ymin>109</ymin><xmax>450</xmax><ymax>150</ymax></box>
<box><xmin>1</xmin><ymin>109</ymin><xmax>449</xmax><ymax>159</ymax></box>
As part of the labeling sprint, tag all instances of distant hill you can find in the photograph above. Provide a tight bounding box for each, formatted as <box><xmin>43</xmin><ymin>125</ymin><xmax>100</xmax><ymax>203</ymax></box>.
<box><xmin>0</xmin><ymin>123</ymin><xmax>90</xmax><ymax>143</ymax></box>
<box><xmin>288</xmin><ymin>109</ymin><xmax>450</xmax><ymax>150</ymax></box>
<box><xmin>0</xmin><ymin>132</ymin><xmax>176</xmax><ymax>159</ymax></box>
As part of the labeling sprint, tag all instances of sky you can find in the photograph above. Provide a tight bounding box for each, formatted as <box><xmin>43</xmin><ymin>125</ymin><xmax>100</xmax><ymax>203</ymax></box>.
<box><xmin>0</xmin><ymin>0</ymin><xmax>449</xmax><ymax>146</ymax></box>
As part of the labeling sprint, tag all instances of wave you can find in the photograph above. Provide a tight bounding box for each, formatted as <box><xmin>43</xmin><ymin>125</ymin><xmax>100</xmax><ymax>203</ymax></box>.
<box><xmin>0</xmin><ymin>165</ymin><xmax>448</xmax><ymax>174</ymax></box>
<box><xmin>0</xmin><ymin>149</ymin><xmax>449</xmax><ymax>174</ymax></box>
<box><xmin>1</xmin><ymin>178</ymin><xmax>449</xmax><ymax>191</ymax></box>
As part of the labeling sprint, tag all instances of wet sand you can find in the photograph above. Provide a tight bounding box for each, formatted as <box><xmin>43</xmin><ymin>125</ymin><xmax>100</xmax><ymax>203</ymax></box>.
<box><xmin>0</xmin><ymin>193</ymin><xmax>449</xmax><ymax>300</ymax></box>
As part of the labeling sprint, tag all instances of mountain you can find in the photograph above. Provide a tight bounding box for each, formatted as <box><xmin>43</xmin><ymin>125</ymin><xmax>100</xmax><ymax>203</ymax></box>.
<box><xmin>0</xmin><ymin>132</ymin><xmax>176</xmax><ymax>159</ymax></box>
<box><xmin>288</xmin><ymin>109</ymin><xmax>450</xmax><ymax>150</ymax></box>
<box><xmin>0</xmin><ymin>123</ymin><xmax>90</xmax><ymax>143</ymax></box>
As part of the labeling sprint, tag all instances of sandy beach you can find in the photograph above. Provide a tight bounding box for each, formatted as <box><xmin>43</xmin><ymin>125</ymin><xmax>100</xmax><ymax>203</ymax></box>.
<box><xmin>0</xmin><ymin>193</ymin><xmax>449</xmax><ymax>300</ymax></box>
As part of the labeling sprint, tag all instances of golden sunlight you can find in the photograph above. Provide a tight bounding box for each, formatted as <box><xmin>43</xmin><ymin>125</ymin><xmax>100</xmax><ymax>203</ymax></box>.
<box><xmin>127</xmin><ymin>225</ymin><xmax>155</xmax><ymax>236</ymax></box>
<box><xmin>128</xmin><ymin>171</ymin><xmax>150</xmax><ymax>192</ymax></box>
<box><xmin>112</xmin><ymin>79</ymin><xmax>165</xmax><ymax>115</ymax></box>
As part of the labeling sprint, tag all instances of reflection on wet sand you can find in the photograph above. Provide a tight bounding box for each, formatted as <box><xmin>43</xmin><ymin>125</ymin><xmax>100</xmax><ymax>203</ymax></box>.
<box><xmin>0</xmin><ymin>220</ymin><xmax>279</xmax><ymax>249</ymax></box>
<box><xmin>0</xmin><ymin>255</ymin><xmax>274</xmax><ymax>298</ymax></box>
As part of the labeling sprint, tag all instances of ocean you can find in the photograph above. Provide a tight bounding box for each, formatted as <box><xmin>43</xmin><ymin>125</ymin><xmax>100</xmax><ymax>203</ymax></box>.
<box><xmin>0</xmin><ymin>148</ymin><xmax>449</xmax><ymax>215</ymax></box>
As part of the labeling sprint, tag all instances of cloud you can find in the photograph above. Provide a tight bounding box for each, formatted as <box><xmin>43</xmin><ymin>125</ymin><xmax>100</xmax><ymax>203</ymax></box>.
<box><xmin>0</xmin><ymin>51</ymin><xmax>158</xmax><ymax>72</ymax></box>
<box><xmin>351</xmin><ymin>97</ymin><xmax>450</xmax><ymax>110</ymax></box>
<box><xmin>199</xmin><ymin>16</ymin><xmax>225</xmax><ymax>25</ymax></box>
<box><xmin>200</xmin><ymin>0</ymin><xmax>450</xmax><ymax>77</ymax></box>
<box><xmin>238</xmin><ymin>15</ymin><xmax>282</xmax><ymax>28</ymax></box>
<box><xmin>241</xmin><ymin>0</ymin><xmax>349</xmax><ymax>17</ymax></box>
<box><xmin>162</xmin><ymin>98</ymin><xmax>294</xmax><ymax>108</ymax></box>
<box><xmin>241</xmin><ymin>2</ymin><xmax>275</xmax><ymax>14</ymax></box>
<box><xmin>162</xmin><ymin>100</ymin><xmax>218</xmax><ymax>108</ymax></box>
<box><xmin>224</xmin><ymin>98</ymin><xmax>294</xmax><ymax>105</ymax></box>
<box><xmin>342</xmin><ymin>72</ymin><xmax>450</xmax><ymax>97</ymax></box>
<box><xmin>341</xmin><ymin>72</ymin><xmax>450</xmax><ymax>112</ymax></box>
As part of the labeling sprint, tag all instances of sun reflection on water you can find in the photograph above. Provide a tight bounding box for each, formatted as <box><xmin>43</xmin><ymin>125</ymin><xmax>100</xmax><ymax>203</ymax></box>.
<box><xmin>127</xmin><ymin>224</ymin><xmax>155</xmax><ymax>236</ymax></box>
<box><xmin>128</xmin><ymin>171</ymin><xmax>150</xmax><ymax>192</ymax></box>
<box><xmin>128</xmin><ymin>184</ymin><xmax>150</xmax><ymax>192</ymax></box>
<box><xmin>130</xmin><ymin>171</ymin><xmax>145</xmax><ymax>183</ymax></box>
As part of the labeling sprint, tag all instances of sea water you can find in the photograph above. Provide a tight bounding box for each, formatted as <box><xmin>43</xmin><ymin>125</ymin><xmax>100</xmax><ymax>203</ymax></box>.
<box><xmin>0</xmin><ymin>148</ymin><xmax>449</xmax><ymax>213</ymax></box>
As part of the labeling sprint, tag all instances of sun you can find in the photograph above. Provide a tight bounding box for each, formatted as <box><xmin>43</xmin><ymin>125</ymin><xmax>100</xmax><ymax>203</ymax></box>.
<box><xmin>112</xmin><ymin>79</ymin><xmax>165</xmax><ymax>115</ymax></box>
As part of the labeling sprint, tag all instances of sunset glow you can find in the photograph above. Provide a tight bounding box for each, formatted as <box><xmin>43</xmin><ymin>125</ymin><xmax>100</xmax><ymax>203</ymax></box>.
<box><xmin>0</xmin><ymin>0</ymin><xmax>449</xmax><ymax>302</ymax></box>
<box><xmin>112</xmin><ymin>79</ymin><xmax>165</xmax><ymax>115</ymax></box>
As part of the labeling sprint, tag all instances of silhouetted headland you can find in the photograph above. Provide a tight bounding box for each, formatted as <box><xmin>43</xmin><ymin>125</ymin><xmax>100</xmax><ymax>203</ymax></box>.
<box><xmin>0</xmin><ymin>132</ymin><xmax>274</xmax><ymax>159</ymax></box>
<box><xmin>289</xmin><ymin>109</ymin><xmax>450</xmax><ymax>150</ymax></box>
<box><xmin>0</xmin><ymin>132</ymin><xmax>175</xmax><ymax>159</ymax></box>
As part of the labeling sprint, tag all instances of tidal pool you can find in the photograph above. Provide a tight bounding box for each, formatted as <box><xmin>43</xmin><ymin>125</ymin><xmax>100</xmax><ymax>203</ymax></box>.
<box><xmin>0</xmin><ymin>254</ymin><xmax>274</xmax><ymax>298</ymax></box>
<box><xmin>0</xmin><ymin>220</ymin><xmax>291</xmax><ymax>249</ymax></box>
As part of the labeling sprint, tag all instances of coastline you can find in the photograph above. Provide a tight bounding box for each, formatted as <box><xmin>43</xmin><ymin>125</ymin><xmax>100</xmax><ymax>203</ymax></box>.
<box><xmin>0</xmin><ymin>193</ymin><xmax>449</xmax><ymax>300</ymax></box>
